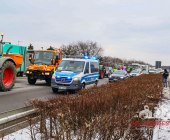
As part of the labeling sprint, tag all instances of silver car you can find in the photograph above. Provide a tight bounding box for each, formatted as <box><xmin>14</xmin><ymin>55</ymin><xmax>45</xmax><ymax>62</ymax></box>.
<box><xmin>149</xmin><ymin>69</ymin><xmax>155</xmax><ymax>73</ymax></box>
<box><xmin>130</xmin><ymin>70</ymin><xmax>141</xmax><ymax>77</ymax></box>
<box><xmin>142</xmin><ymin>71</ymin><xmax>149</xmax><ymax>75</ymax></box>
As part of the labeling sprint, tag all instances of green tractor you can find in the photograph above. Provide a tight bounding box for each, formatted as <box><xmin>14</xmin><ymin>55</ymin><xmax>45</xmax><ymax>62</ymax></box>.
<box><xmin>0</xmin><ymin>33</ymin><xmax>23</xmax><ymax>91</ymax></box>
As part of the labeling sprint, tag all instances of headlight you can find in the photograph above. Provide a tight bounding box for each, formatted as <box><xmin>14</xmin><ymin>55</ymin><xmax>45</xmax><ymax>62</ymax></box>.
<box><xmin>52</xmin><ymin>74</ymin><xmax>56</xmax><ymax>79</ymax></box>
<box><xmin>109</xmin><ymin>75</ymin><xmax>112</xmax><ymax>78</ymax></box>
<box><xmin>26</xmin><ymin>71</ymin><xmax>32</xmax><ymax>74</ymax></box>
<box><xmin>45</xmin><ymin>72</ymin><xmax>50</xmax><ymax>75</ymax></box>
<box><xmin>120</xmin><ymin>77</ymin><xmax>123</xmax><ymax>79</ymax></box>
<box><xmin>73</xmin><ymin>77</ymin><xmax>80</xmax><ymax>81</ymax></box>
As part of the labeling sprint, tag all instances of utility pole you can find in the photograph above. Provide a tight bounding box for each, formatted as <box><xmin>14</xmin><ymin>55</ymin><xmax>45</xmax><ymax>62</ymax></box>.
<box><xmin>18</xmin><ymin>41</ymin><xmax>22</xmax><ymax>45</ymax></box>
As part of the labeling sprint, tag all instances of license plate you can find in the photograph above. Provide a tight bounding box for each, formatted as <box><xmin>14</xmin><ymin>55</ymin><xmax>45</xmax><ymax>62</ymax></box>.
<box><xmin>58</xmin><ymin>86</ymin><xmax>66</xmax><ymax>90</ymax></box>
<box><xmin>114</xmin><ymin>79</ymin><xmax>118</xmax><ymax>81</ymax></box>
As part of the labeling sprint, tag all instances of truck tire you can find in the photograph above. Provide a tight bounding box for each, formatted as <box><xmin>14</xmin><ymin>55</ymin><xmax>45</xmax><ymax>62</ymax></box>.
<box><xmin>20</xmin><ymin>72</ymin><xmax>23</xmax><ymax>77</ymax></box>
<box><xmin>45</xmin><ymin>78</ymin><xmax>51</xmax><ymax>86</ymax></box>
<box><xmin>28</xmin><ymin>77</ymin><xmax>36</xmax><ymax>84</ymax></box>
<box><xmin>0</xmin><ymin>61</ymin><xmax>16</xmax><ymax>91</ymax></box>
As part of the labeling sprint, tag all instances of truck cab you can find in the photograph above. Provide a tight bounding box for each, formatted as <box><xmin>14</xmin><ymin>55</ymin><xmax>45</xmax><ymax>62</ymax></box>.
<box><xmin>51</xmin><ymin>56</ymin><xmax>99</xmax><ymax>93</ymax></box>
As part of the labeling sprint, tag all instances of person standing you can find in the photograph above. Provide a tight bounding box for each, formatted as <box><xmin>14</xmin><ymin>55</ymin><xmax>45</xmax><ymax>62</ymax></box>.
<box><xmin>103</xmin><ymin>66</ymin><xmax>106</xmax><ymax>78</ymax></box>
<box><xmin>163</xmin><ymin>69</ymin><xmax>169</xmax><ymax>88</ymax></box>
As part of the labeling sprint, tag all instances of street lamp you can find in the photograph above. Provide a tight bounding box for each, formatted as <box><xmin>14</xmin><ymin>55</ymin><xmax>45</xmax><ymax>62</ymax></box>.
<box><xmin>1</xmin><ymin>33</ymin><xmax>4</xmax><ymax>42</ymax></box>
<box><xmin>18</xmin><ymin>41</ymin><xmax>22</xmax><ymax>45</ymax></box>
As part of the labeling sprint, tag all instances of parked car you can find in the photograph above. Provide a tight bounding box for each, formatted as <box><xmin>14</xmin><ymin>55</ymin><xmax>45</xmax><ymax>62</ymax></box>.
<box><xmin>149</xmin><ymin>69</ymin><xmax>155</xmax><ymax>73</ymax></box>
<box><xmin>130</xmin><ymin>70</ymin><xmax>141</xmax><ymax>77</ymax></box>
<box><xmin>155</xmin><ymin>69</ymin><xmax>161</xmax><ymax>73</ymax></box>
<box><xmin>105</xmin><ymin>67</ymin><xmax>113</xmax><ymax>78</ymax></box>
<box><xmin>109</xmin><ymin>70</ymin><xmax>128</xmax><ymax>82</ymax></box>
<box><xmin>142</xmin><ymin>71</ymin><xmax>149</xmax><ymax>75</ymax></box>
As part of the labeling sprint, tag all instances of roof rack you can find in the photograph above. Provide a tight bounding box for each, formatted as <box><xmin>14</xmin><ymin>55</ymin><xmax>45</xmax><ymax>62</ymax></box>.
<box><xmin>65</xmin><ymin>55</ymin><xmax>98</xmax><ymax>60</ymax></box>
<box><xmin>65</xmin><ymin>55</ymin><xmax>85</xmax><ymax>59</ymax></box>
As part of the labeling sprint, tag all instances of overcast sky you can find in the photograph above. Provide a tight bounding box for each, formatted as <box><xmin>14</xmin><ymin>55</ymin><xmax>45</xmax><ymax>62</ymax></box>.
<box><xmin>0</xmin><ymin>0</ymin><xmax>170</xmax><ymax>65</ymax></box>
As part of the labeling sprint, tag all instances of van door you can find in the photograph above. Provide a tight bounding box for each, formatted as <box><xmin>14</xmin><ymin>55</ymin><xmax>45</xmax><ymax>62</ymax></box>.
<box><xmin>90</xmin><ymin>62</ymin><xmax>98</xmax><ymax>83</ymax></box>
<box><xmin>84</xmin><ymin>62</ymin><xmax>90</xmax><ymax>83</ymax></box>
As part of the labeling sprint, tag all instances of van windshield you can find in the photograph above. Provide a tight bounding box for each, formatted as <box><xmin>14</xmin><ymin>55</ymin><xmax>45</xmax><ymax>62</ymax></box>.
<box><xmin>56</xmin><ymin>60</ymin><xmax>85</xmax><ymax>73</ymax></box>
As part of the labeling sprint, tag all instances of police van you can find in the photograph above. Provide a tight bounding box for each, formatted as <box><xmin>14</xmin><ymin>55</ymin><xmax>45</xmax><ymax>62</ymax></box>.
<box><xmin>51</xmin><ymin>55</ymin><xmax>99</xmax><ymax>93</ymax></box>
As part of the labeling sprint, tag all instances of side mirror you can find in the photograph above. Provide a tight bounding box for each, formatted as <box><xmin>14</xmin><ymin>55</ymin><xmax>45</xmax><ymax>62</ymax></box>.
<box><xmin>29</xmin><ymin>54</ymin><xmax>32</xmax><ymax>62</ymax></box>
<box><xmin>55</xmin><ymin>55</ymin><xmax>59</xmax><ymax>63</ymax></box>
<box><xmin>84</xmin><ymin>69</ymin><xmax>88</xmax><ymax>74</ymax></box>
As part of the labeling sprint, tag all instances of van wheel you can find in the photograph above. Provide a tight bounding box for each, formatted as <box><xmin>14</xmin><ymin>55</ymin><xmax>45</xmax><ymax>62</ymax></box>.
<box><xmin>82</xmin><ymin>83</ymin><xmax>85</xmax><ymax>89</ymax></box>
<box><xmin>52</xmin><ymin>88</ymin><xmax>58</xmax><ymax>93</ymax></box>
<box><xmin>94</xmin><ymin>80</ymin><xmax>98</xmax><ymax>86</ymax></box>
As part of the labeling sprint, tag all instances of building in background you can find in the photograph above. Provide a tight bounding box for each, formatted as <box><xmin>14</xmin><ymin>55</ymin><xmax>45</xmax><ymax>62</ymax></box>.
<box><xmin>155</xmin><ymin>61</ymin><xmax>161</xmax><ymax>69</ymax></box>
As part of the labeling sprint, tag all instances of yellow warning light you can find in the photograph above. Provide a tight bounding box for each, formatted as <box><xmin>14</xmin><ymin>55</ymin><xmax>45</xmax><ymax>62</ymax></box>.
<box><xmin>1</xmin><ymin>33</ymin><xmax>4</xmax><ymax>36</ymax></box>
<box><xmin>59</xmin><ymin>47</ymin><xmax>61</xmax><ymax>50</ymax></box>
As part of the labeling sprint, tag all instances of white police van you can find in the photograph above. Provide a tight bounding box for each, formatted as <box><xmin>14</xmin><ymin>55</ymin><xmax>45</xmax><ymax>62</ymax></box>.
<box><xmin>51</xmin><ymin>55</ymin><xmax>99</xmax><ymax>93</ymax></box>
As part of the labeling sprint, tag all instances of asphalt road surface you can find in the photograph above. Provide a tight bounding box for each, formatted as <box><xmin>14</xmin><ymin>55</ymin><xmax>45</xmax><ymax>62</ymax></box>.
<box><xmin>0</xmin><ymin>77</ymin><xmax>109</xmax><ymax>113</ymax></box>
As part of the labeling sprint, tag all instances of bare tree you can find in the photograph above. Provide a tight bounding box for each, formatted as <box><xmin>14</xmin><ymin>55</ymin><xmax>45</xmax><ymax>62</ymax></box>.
<box><xmin>101</xmin><ymin>56</ymin><xmax>151</xmax><ymax>68</ymax></box>
<box><xmin>28</xmin><ymin>43</ymin><xmax>34</xmax><ymax>53</ymax></box>
<box><xmin>61</xmin><ymin>41</ymin><xmax>104</xmax><ymax>57</ymax></box>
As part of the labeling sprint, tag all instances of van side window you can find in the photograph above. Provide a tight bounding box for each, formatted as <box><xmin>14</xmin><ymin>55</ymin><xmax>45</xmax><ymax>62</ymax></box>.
<box><xmin>85</xmin><ymin>62</ymin><xmax>89</xmax><ymax>73</ymax></box>
<box><xmin>90</xmin><ymin>62</ymin><xmax>99</xmax><ymax>73</ymax></box>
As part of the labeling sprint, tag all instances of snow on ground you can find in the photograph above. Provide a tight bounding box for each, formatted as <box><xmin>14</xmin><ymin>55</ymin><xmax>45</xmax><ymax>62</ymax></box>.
<box><xmin>153</xmin><ymin>87</ymin><xmax>170</xmax><ymax>140</ymax></box>
<box><xmin>3</xmin><ymin>127</ymin><xmax>32</xmax><ymax>140</ymax></box>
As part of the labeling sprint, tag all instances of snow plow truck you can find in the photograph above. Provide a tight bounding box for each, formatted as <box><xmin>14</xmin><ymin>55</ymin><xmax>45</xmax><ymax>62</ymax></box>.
<box><xmin>26</xmin><ymin>48</ymin><xmax>62</xmax><ymax>86</ymax></box>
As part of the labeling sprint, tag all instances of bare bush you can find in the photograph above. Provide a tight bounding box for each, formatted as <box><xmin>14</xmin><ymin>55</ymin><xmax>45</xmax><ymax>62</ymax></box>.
<box><xmin>29</xmin><ymin>74</ymin><xmax>163</xmax><ymax>139</ymax></box>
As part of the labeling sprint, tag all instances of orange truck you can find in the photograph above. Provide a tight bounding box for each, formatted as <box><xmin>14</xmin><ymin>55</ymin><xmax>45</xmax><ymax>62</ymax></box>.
<box><xmin>26</xmin><ymin>48</ymin><xmax>62</xmax><ymax>85</ymax></box>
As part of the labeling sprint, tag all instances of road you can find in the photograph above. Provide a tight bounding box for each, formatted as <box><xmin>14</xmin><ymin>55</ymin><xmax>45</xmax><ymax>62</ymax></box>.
<box><xmin>0</xmin><ymin>77</ymin><xmax>109</xmax><ymax>113</ymax></box>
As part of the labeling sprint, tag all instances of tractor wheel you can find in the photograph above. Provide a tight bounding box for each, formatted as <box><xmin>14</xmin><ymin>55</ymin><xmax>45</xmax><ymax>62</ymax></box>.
<box><xmin>28</xmin><ymin>77</ymin><xmax>36</xmax><ymax>84</ymax></box>
<box><xmin>45</xmin><ymin>78</ymin><xmax>51</xmax><ymax>86</ymax></box>
<box><xmin>0</xmin><ymin>61</ymin><xmax>16</xmax><ymax>91</ymax></box>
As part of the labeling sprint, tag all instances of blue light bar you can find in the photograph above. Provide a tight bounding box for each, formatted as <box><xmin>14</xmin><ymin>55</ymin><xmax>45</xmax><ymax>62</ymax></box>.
<box><xmin>91</xmin><ymin>56</ymin><xmax>96</xmax><ymax>60</ymax></box>
<box><xmin>84</xmin><ymin>55</ymin><xmax>89</xmax><ymax>59</ymax></box>
<box><xmin>57</xmin><ymin>76</ymin><xmax>61</xmax><ymax>78</ymax></box>
<box><xmin>67</xmin><ymin>77</ymin><xmax>71</xmax><ymax>79</ymax></box>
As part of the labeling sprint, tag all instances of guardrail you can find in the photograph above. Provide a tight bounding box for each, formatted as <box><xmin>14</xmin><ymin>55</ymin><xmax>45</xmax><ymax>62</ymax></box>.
<box><xmin>0</xmin><ymin>105</ymin><xmax>37</xmax><ymax>137</ymax></box>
